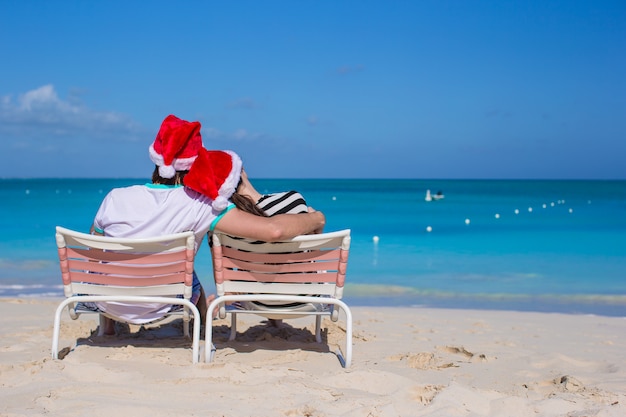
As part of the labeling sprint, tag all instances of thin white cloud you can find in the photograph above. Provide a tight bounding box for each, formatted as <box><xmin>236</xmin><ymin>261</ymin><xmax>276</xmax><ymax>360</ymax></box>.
<box><xmin>336</xmin><ymin>64</ymin><xmax>365</xmax><ymax>75</ymax></box>
<box><xmin>306</xmin><ymin>114</ymin><xmax>335</xmax><ymax>128</ymax></box>
<box><xmin>203</xmin><ymin>126</ymin><xmax>264</xmax><ymax>142</ymax></box>
<box><xmin>0</xmin><ymin>84</ymin><xmax>142</xmax><ymax>139</ymax></box>
<box><xmin>227</xmin><ymin>97</ymin><xmax>259</xmax><ymax>110</ymax></box>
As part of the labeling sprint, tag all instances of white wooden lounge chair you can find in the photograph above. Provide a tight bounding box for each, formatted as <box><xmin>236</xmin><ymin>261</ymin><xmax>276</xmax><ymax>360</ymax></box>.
<box><xmin>52</xmin><ymin>226</ymin><xmax>201</xmax><ymax>363</ymax></box>
<box><xmin>205</xmin><ymin>229</ymin><xmax>353</xmax><ymax>367</ymax></box>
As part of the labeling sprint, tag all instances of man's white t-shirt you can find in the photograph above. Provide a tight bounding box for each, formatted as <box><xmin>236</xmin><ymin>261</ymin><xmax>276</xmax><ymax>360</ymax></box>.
<box><xmin>91</xmin><ymin>183</ymin><xmax>231</xmax><ymax>323</ymax></box>
<box><xmin>93</xmin><ymin>183</ymin><xmax>226</xmax><ymax>249</ymax></box>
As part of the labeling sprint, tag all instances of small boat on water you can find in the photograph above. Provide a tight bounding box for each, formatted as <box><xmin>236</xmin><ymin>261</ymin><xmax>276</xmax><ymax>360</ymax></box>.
<box><xmin>425</xmin><ymin>189</ymin><xmax>445</xmax><ymax>201</ymax></box>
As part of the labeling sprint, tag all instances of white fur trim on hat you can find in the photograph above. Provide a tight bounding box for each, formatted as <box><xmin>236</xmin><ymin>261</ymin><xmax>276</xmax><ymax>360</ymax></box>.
<box><xmin>212</xmin><ymin>150</ymin><xmax>242</xmax><ymax>211</ymax></box>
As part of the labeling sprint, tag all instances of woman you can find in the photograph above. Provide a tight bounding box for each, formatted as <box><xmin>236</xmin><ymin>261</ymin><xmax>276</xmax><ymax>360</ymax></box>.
<box><xmin>185</xmin><ymin>153</ymin><xmax>322</xmax><ymax>327</ymax></box>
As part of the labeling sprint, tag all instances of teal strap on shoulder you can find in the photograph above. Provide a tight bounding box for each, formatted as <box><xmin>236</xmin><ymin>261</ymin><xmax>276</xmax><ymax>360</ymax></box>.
<box><xmin>145</xmin><ymin>183</ymin><xmax>182</xmax><ymax>189</ymax></box>
<box><xmin>210</xmin><ymin>204</ymin><xmax>236</xmax><ymax>231</ymax></box>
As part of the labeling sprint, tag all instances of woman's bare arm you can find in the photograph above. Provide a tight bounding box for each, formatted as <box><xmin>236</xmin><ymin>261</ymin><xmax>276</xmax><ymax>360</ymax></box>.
<box><xmin>215</xmin><ymin>207</ymin><xmax>325</xmax><ymax>241</ymax></box>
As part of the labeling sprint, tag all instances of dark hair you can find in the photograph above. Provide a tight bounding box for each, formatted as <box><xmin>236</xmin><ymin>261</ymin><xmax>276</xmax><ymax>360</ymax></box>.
<box><xmin>152</xmin><ymin>166</ymin><xmax>188</xmax><ymax>186</ymax></box>
<box><xmin>231</xmin><ymin>192</ymin><xmax>268</xmax><ymax>217</ymax></box>
<box><xmin>229</xmin><ymin>175</ymin><xmax>267</xmax><ymax>217</ymax></box>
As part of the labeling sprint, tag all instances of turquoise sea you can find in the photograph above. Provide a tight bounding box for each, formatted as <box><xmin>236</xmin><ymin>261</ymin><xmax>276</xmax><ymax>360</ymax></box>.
<box><xmin>1</xmin><ymin>178</ymin><xmax>625</xmax><ymax>316</ymax></box>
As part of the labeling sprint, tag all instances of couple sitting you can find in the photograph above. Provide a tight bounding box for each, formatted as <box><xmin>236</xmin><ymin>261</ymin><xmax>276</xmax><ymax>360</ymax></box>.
<box><xmin>88</xmin><ymin>114</ymin><xmax>321</xmax><ymax>334</ymax></box>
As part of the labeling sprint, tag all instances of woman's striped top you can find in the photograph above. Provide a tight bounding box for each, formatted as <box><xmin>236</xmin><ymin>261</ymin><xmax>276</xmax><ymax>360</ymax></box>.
<box><xmin>256</xmin><ymin>190</ymin><xmax>308</xmax><ymax>215</ymax></box>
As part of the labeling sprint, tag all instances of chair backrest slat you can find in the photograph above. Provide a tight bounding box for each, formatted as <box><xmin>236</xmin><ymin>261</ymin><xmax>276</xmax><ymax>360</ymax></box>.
<box><xmin>61</xmin><ymin>232</ymin><xmax>190</xmax><ymax>253</ymax></box>
<box><xmin>218</xmin><ymin>233</ymin><xmax>348</xmax><ymax>254</ymax></box>
<box><xmin>66</xmin><ymin>246</ymin><xmax>189</xmax><ymax>264</ymax></box>
<box><xmin>220</xmin><ymin>259</ymin><xmax>337</xmax><ymax>275</ymax></box>
<box><xmin>66</xmin><ymin>258</ymin><xmax>187</xmax><ymax>278</ymax></box>
<box><xmin>222</xmin><ymin>246</ymin><xmax>341</xmax><ymax>263</ymax></box>
<box><xmin>220</xmin><ymin>270</ymin><xmax>339</xmax><ymax>284</ymax></box>
<box><xmin>67</xmin><ymin>270</ymin><xmax>188</xmax><ymax>287</ymax></box>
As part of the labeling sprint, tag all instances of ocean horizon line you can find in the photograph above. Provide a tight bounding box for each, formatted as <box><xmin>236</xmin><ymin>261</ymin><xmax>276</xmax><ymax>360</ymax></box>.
<box><xmin>2</xmin><ymin>177</ymin><xmax>626</xmax><ymax>182</ymax></box>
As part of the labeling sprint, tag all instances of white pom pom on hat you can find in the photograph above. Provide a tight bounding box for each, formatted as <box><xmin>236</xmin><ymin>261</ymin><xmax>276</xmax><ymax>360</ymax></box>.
<box><xmin>158</xmin><ymin>164</ymin><xmax>177</xmax><ymax>179</ymax></box>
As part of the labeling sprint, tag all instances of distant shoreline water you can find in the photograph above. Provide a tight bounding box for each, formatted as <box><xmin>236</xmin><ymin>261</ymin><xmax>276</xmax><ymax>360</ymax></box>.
<box><xmin>1</xmin><ymin>178</ymin><xmax>625</xmax><ymax>316</ymax></box>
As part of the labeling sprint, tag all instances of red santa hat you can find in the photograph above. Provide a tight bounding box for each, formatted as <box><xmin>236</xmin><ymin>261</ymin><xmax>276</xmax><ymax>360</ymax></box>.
<box><xmin>183</xmin><ymin>148</ymin><xmax>243</xmax><ymax>211</ymax></box>
<box><xmin>149</xmin><ymin>114</ymin><xmax>203</xmax><ymax>179</ymax></box>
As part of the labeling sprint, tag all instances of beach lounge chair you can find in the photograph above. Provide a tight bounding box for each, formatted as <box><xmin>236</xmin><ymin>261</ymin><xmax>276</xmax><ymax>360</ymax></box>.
<box><xmin>205</xmin><ymin>229</ymin><xmax>353</xmax><ymax>367</ymax></box>
<box><xmin>51</xmin><ymin>226</ymin><xmax>201</xmax><ymax>363</ymax></box>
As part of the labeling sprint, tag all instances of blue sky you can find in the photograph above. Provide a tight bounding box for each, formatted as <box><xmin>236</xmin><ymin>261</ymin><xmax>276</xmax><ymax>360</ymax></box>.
<box><xmin>1</xmin><ymin>1</ymin><xmax>624</xmax><ymax>179</ymax></box>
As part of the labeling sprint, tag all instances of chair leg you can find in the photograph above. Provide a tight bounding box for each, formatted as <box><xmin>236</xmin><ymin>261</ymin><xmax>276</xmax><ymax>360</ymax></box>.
<box><xmin>183</xmin><ymin>316</ymin><xmax>190</xmax><ymax>338</ymax></box>
<box><xmin>340</xmin><ymin>304</ymin><xmax>353</xmax><ymax>368</ymax></box>
<box><xmin>68</xmin><ymin>303</ymin><xmax>79</xmax><ymax>320</ymax></box>
<box><xmin>51</xmin><ymin>302</ymin><xmax>66</xmax><ymax>359</ymax></box>
<box><xmin>205</xmin><ymin>297</ymin><xmax>222</xmax><ymax>363</ymax></box>
<box><xmin>315</xmin><ymin>315</ymin><xmax>322</xmax><ymax>343</ymax></box>
<box><xmin>228</xmin><ymin>312</ymin><xmax>237</xmax><ymax>341</ymax></box>
<box><xmin>97</xmin><ymin>314</ymin><xmax>106</xmax><ymax>336</ymax></box>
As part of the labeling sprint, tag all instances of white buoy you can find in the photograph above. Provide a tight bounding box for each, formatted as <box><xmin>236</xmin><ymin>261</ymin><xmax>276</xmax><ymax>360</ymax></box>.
<box><xmin>542</xmin><ymin>204</ymin><xmax>547</xmax><ymax>209</ymax></box>
<box><xmin>25</xmin><ymin>189</ymin><xmax>30</xmax><ymax>195</ymax></box>
<box><xmin>332</xmin><ymin>196</ymin><xmax>337</xmax><ymax>201</ymax></box>
<box><xmin>569</xmin><ymin>208</ymin><xmax>573</xmax><ymax>213</ymax></box>
<box><xmin>551</xmin><ymin>202</ymin><xmax>555</xmax><ymax>207</ymax></box>
<box><xmin>425</xmin><ymin>189</ymin><xmax>432</xmax><ymax>202</ymax></box>
<box><xmin>372</xmin><ymin>235</ymin><xmax>379</xmax><ymax>243</ymax></box>
<box><xmin>465</xmin><ymin>218</ymin><xmax>470</xmax><ymax>225</ymax></box>
<box><xmin>495</xmin><ymin>213</ymin><xmax>500</xmax><ymax>219</ymax></box>
<box><xmin>426</xmin><ymin>226</ymin><xmax>432</xmax><ymax>233</ymax></box>
<box><xmin>528</xmin><ymin>207</ymin><xmax>533</xmax><ymax>212</ymax></box>
<box><xmin>514</xmin><ymin>209</ymin><xmax>519</xmax><ymax>214</ymax></box>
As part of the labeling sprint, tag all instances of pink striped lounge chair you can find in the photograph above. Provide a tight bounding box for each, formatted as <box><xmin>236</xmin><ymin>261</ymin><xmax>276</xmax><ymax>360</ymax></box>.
<box><xmin>206</xmin><ymin>229</ymin><xmax>353</xmax><ymax>368</ymax></box>
<box><xmin>52</xmin><ymin>226</ymin><xmax>201</xmax><ymax>363</ymax></box>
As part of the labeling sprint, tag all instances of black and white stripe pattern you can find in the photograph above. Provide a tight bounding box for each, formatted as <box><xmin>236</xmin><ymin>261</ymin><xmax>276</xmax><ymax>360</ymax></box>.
<box><xmin>257</xmin><ymin>191</ymin><xmax>308</xmax><ymax>215</ymax></box>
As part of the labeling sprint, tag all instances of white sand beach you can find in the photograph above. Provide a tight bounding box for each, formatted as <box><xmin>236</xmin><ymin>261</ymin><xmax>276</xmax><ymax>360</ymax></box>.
<box><xmin>1</xmin><ymin>297</ymin><xmax>624</xmax><ymax>416</ymax></box>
